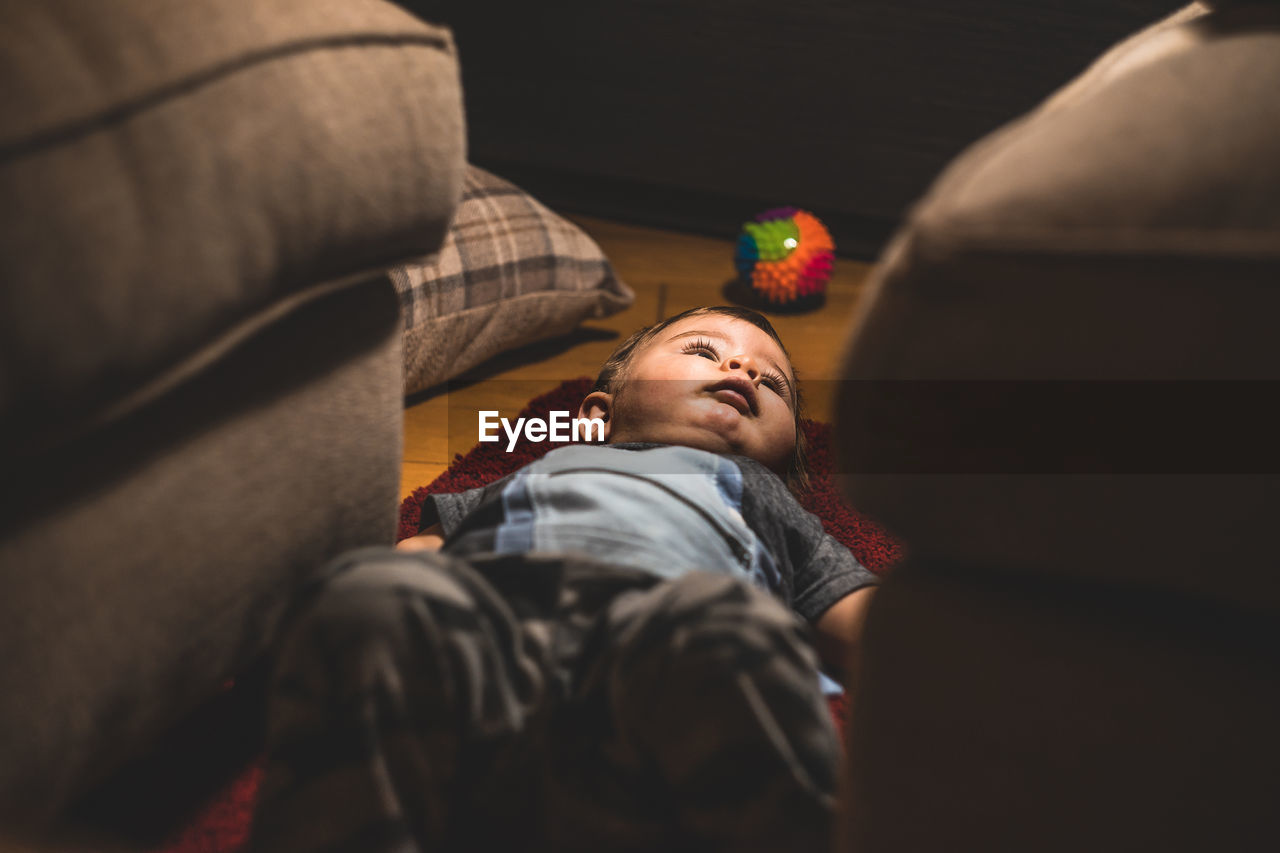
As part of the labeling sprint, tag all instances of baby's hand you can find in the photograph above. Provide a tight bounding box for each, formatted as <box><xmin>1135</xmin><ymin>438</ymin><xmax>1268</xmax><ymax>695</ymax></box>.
<box><xmin>396</xmin><ymin>523</ymin><xmax>445</xmax><ymax>552</ymax></box>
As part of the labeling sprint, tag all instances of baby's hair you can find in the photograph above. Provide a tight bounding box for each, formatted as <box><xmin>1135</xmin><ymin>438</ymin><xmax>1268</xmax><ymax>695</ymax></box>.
<box><xmin>591</xmin><ymin>305</ymin><xmax>811</xmax><ymax>494</ymax></box>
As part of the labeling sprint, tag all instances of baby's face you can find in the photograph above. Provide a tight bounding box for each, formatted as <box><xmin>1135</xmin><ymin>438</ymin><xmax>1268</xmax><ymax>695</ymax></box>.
<box><xmin>600</xmin><ymin>315</ymin><xmax>797</xmax><ymax>476</ymax></box>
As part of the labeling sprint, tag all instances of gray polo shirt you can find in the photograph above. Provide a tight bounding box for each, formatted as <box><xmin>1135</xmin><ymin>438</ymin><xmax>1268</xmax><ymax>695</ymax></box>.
<box><xmin>421</xmin><ymin>443</ymin><xmax>876</xmax><ymax>625</ymax></box>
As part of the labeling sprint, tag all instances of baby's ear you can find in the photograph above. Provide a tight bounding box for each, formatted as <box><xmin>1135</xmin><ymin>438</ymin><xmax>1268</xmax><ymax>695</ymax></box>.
<box><xmin>578</xmin><ymin>391</ymin><xmax>613</xmax><ymax>442</ymax></box>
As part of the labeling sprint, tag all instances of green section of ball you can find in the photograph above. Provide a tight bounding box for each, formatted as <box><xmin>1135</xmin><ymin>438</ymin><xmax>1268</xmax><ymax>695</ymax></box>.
<box><xmin>742</xmin><ymin>218</ymin><xmax>800</xmax><ymax>261</ymax></box>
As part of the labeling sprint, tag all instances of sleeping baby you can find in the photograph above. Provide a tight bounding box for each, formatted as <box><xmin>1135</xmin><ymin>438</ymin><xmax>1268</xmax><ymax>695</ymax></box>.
<box><xmin>251</xmin><ymin>306</ymin><xmax>878</xmax><ymax>853</ymax></box>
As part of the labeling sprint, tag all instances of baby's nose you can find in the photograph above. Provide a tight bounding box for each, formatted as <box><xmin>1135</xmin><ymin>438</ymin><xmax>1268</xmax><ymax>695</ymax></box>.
<box><xmin>726</xmin><ymin>354</ymin><xmax>760</xmax><ymax>380</ymax></box>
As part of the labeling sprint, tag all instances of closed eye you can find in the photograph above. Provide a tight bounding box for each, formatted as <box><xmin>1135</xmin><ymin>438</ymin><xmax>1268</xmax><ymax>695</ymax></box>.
<box><xmin>681</xmin><ymin>338</ymin><xmax>720</xmax><ymax>360</ymax></box>
<box><xmin>761</xmin><ymin>371</ymin><xmax>789</xmax><ymax>397</ymax></box>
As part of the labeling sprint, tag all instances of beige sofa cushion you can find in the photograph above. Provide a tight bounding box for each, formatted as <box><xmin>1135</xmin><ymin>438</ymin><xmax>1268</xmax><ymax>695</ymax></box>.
<box><xmin>0</xmin><ymin>0</ymin><xmax>465</xmax><ymax>830</ymax></box>
<box><xmin>838</xmin><ymin>9</ymin><xmax>1280</xmax><ymax>848</ymax></box>
<box><xmin>836</xmin><ymin>3</ymin><xmax>1280</xmax><ymax>610</ymax></box>
<box><xmin>0</xmin><ymin>0</ymin><xmax>465</xmax><ymax>462</ymax></box>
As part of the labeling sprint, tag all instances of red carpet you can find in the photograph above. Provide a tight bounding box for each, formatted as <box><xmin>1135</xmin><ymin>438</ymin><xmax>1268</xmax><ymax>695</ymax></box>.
<box><xmin>156</xmin><ymin>378</ymin><xmax>901</xmax><ymax>853</ymax></box>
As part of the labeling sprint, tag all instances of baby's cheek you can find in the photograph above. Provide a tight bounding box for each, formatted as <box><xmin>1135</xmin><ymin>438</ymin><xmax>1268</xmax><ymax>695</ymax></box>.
<box><xmin>765</xmin><ymin>415</ymin><xmax>799</xmax><ymax>461</ymax></box>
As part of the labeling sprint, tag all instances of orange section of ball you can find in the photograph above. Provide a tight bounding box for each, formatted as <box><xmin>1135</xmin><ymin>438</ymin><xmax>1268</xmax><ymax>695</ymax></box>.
<box><xmin>750</xmin><ymin>210</ymin><xmax>836</xmax><ymax>303</ymax></box>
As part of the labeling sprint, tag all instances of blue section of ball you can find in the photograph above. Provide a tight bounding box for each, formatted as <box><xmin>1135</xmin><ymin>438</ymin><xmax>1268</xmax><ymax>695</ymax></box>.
<box><xmin>734</xmin><ymin>233</ymin><xmax>759</xmax><ymax>276</ymax></box>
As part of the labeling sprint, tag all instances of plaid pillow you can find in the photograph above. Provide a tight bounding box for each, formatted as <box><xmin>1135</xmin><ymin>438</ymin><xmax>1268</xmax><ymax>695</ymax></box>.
<box><xmin>391</xmin><ymin>166</ymin><xmax>634</xmax><ymax>394</ymax></box>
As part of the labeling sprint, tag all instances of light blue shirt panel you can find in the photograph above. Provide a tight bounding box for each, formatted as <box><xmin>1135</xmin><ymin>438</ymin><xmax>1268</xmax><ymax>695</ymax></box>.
<box><xmin>494</xmin><ymin>445</ymin><xmax>774</xmax><ymax>589</ymax></box>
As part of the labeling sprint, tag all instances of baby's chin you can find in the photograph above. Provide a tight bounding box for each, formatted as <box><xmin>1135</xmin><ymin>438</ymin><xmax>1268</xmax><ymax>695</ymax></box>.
<box><xmin>609</xmin><ymin>423</ymin><xmax>789</xmax><ymax>478</ymax></box>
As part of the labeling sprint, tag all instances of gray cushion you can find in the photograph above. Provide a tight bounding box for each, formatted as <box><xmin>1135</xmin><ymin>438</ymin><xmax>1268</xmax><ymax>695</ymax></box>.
<box><xmin>837</xmin><ymin>7</ymin><xmax>1280</xmax><ymax>849</ymax></box>
<box><xmin>392</xmin><ymin>166</ymin><xmax>634</xmax><ymax>395</ymax></box>
<box><xmin>836</xmin><ymin>3</ymin><xmax>1280</xmax><ymax>610</ymax></box>
<box><xmin>0</xmin><ymin>0</ymin><xmax>465</xmax><ymax>462</ymax></box>
<box><xmin>1</xmin><ymin>280</ymin><xmax>406</xmax><ymax>829</ymax></box>
<box><xmin>0</xmin><ymin>0</ymin><xmax>465</xmax><ymax>829</ymax></box>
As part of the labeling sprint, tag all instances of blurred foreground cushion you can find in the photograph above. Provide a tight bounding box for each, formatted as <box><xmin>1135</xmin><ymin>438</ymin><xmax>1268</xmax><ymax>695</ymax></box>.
<box><xmin>835</xmin><ymin>4</ymin><xmax>1280</xmax><ymax>851</ymax></box>
<box><xmin>836</xmin><ymin>1</ymin><xmax>1280</xmax><ymax>612</ymax></box>
<box><xmin>0</xmin><ymin>0</ymin><xmax>464</xmax><ymax>833</ymax></box>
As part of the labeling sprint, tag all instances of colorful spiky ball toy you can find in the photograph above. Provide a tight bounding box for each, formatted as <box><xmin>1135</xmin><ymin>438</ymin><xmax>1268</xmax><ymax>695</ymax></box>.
<box><xmin>734</xmin><ymin>207</ymin><xmax>835</xmax><ymax>305</ymax></box>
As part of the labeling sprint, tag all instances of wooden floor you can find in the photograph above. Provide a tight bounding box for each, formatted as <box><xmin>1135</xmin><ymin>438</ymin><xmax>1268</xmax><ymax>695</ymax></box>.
<box><xmin>400</xmin><ymin>214</ymin><xmax>876</xmax><ymax>497</ymax></box>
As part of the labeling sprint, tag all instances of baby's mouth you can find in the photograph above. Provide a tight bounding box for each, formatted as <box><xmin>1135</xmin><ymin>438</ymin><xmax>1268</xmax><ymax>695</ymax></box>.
<box><xmin>705</xmin><ymin>378</ymin><xmax>757</xmax><ymax>416</ymax></box>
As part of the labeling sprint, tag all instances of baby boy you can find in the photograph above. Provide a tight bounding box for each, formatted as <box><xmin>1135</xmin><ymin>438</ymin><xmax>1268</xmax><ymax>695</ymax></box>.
<box><xmin>252</xmin><ymin>306</ymin><xmax>878</xmax><ymax>853</ymax></box>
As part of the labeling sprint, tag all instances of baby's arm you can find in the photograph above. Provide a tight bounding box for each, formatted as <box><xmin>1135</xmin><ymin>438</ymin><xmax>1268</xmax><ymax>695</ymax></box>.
<box><xmin>399</xmin><ymin>480</ymin><xmax>504</xmax><ymax>553</ymax></box>
<box><xmin>396</xmin><ymin>522</ymin><xmax>445</xmax><ymax>552</ymax></box>
<box><xmin>813</xmin><ymin>585</ymin><xmax>876</xmax><ymax>686</ymax></box>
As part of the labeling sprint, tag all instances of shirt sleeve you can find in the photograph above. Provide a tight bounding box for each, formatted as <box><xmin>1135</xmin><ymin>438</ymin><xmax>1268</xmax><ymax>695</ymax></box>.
<box><xmin>421</xmin><ymin>487</ymin><xmax>489</xmax><ymax>537</ymax></box>
<box><xmin>790</xmin><ymin>520</ymin><xmax>878</xmax><ymax>624</ymax></box>
<box><xmin>734</xmin><ymin>455</ymin><xmax>879</xmax><ymax>624</ymax></box>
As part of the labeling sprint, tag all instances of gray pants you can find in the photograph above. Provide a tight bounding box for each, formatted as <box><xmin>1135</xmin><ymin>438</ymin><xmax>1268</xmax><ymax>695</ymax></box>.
<box><xmin>251</xmin><ymin>547</ymin><xmax>840</xmax><ymax>853</ymax></box>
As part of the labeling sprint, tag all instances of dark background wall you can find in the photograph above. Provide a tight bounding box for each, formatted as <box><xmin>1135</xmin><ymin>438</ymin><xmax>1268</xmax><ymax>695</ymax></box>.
<box><xmin>399</xmin><ymin>1</ymin><xmax>1183</xmax><ymax>258</ymax></box>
